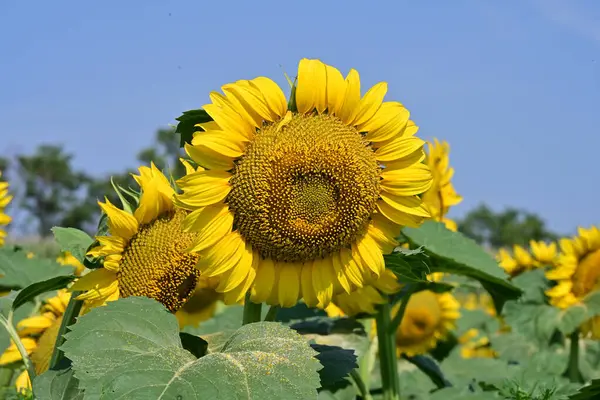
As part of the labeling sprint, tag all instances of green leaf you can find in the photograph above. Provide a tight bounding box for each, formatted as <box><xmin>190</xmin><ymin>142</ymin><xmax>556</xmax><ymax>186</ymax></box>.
<box><xmin>511</xmin><ymin>269</ymin><xmax>549</xmax><ymax>304</ymax></box>
<box><xmin>570</xmin><ymin>379</ymin><xmax>600</xmax><ymax>400</ymax></box>
<box><xmin>403</xmin><ymin>354</ymin><xmax>451</xmax><ymax>389</ymax></box>
<box><xmin>179</xmin><ymin>332</ymin><xmax>208</xmax><ymax>358</ymax></box>
<box><xmin>51</xmin><ymin>227</ymin><xmax>94</xmax><ymax>264</ymax></box>
<box><xmin>290</xmin><ymin>317</ymin><xmax>365</xmax><ymax>336</ymax></box>
<box><xmin>33</xmin><ymin>368</ymin><xmax>83</xmax><ymax>400</ymax></box>
<box><xmin>12</xmin><ymin>275</ymin><xmax>75</xmax><ymax>311</ymax></box>
<box><xmin>276</xmin><ymin>302</ymin><xmax>328</xmax><ymax>322</ymax></box>
<box><xmin>311</xmin><ymin>344</ymin><xmax>357</xmax><ymax>392</ymax></box>
<box><xmin>402</xmin><ymin>221</ymin><xmax>522</xmax><ymax>312</ymax></box>
<box><xmin>0</xmin><ymin>248</ymin><xmax>74</xmax><ymax>290</ymax></box>
<box><xmin>175</xmin><ymin>109</ymin><xmax>213</xmax><ymax>147</ymax></box>
<box><xmin>63</xmin><ymin>297</ymin><xmax>322</xmax><ymax>399</ymax></box>
<box><xmin>384</xmin><ymin>247</ymin><xmax>431</xmax><ymax>284</ymax></box>
<box><xmin>555</xmin><ymin>291</ymin><xmax>600</xmax><ymax>335</ymax></box>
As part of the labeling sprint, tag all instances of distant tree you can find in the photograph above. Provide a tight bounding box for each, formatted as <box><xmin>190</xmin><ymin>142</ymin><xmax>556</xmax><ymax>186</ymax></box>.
<box><xmin>16</xmin><ymin>145</ymin><xmax>94</xmax><ymax>236</ymax></box>
<box><xmin>457</xmin><ymin>204</ymin><xmax>559</xmax><ymax>249</ymax></box>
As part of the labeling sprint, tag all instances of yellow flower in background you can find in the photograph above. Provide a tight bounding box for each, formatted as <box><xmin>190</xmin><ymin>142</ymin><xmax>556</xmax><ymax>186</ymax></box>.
<box><xmin>546</xmin><ymin>226</ymin><xmax>600</xmax><ymax>337</ymax></box>
<box><xmin>458</xmin><ymin>329</ymin><xmax>496</xmax><ymax>359</ymax></box>
<box><xmin>394</xmin><ymin>290</ymin><xmax>460</xmax><ymax>356</ymax></box>
<box><xmin>0</xmin><ymin>170</ymin><xmax>13</xmax><ymax>247</ymax></box>
<box><xmin>176</xmin><ymin>58</ymin><xmax>433</xmax><ymax>308</ymax></box>
<box><xmin>422</xmin><ymin>139</ymin><xmax>462</xmax><ymax>231</ymax></box>
<box><xmin>56</xmin><ymin>251</ymin><xmax>86</xmax><ymax>275</ymax></box>
<box><xmin>175</xmin><ymin>275</ymin><xmax>223</xmax><ymax>328</ymax></box>
<box><xmin>457</xmin><ymin>291</ymin><xmax>496</xmax><ymax>317</ymax></box>
<box><xmin>71</xmin><ymin>163</ymin><xmax>200</xmax><ymax>313</ymax></box>
<box><xmin>497</xmin><ymin>240</ymin><xmax>558</xmax><ymax>277</ymax></box>
<box><xmin>0</xmin><ymin>291</ymin><xmax>71</xmax><ymax>393</ymax></box>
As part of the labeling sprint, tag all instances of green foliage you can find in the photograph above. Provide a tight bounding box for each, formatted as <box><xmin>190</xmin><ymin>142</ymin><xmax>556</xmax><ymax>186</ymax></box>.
<box><xmin>175</xmin><ymin>109</ymin><xmax>213</xmax><ymax>147</ymax></box>
<box><xmin>51</xmin><ymin>227</ymin><xmax>93</xmax><ymax>263</ymax></box>
<box><xmin>403</xmin><ymin>221</ymin><xmax>522</xmax><ymax>312</ymax></box>
<box><xmin>33</xmin><ymin>368</ymin><xmax>83</xmax><ymax>400</ymax></box>
<box><xmin>12</xmin><ymin>275</ymin><xmax>74</xmax><ymax>311</ymax></box>
<box><xmin>0</xmin><ymin>248</ymin><xmax>73</xmax><ymax>290</ymax></box>
<box><xmin>569</xmin><ymin>378</ymin><xmax>600</xmax><ymax>400</ymax></box>
<box><xmin>62</xmin><ymin>297</ymin><xmax>323</xmax><ymax>399</ymax></box>
<box><xmin>311</xmin><ymin>344</ymin><xmax>357</xmax><ymax>392</ymax></box>
<box><xmin>457</xmin><ymin>204</ymin><xmax>559</xmax><ymax>249</ymax></box>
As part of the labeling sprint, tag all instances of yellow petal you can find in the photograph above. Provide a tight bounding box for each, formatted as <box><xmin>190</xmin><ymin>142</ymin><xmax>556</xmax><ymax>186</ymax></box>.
<box><xmin>376</xmin><ymin>136</ymin><xmax>426</xmax><ymax>162</ymax></box>
<box><xmin>369</xmin><ymin>214</ymin><xmax>401</xmax><ymax>254</ymax></box>
<box><xmin>380</xmin><ymin>193</ymin><xmax>431</xmax><ymax>218</ymax></box>
<box><xmin>331</xmin><ymin>253</ymin><xmax>352</xmax><ymax>294</ymax></box>
<box><xmin>203</xmin><ymin>103</ymin><xmax>255</xmax><ymax>141</ymax></box>
<box><xmin>278</xmin><ymin>262</ymin><xmax>301</xmax><ymax>308</ymax></box>
<box><xmin>17</xmin><ymin>315</ymin><xmax>54</xmax><ymax>336</ymax></box>
<box><xmin>184</xmin><ymin>205</ymin><xmax>233</xmax><ymax>253</ymax></box>
<box><xmin>381</xmin><ymin>163</ymin><xmax>433</xmax><ymax>196</ymax></box>
<box><xmin>249</xmin><ymin>77</ymin><xmax>288</xmax><ymax>119</ymax></box>
<box><xmin>216</xmin><ymin>242</ymin><xmax>253</xmax><ymax>293</ymax></box>
<box><xmin>325</xmin><ymin>64</ymin><xmax>346</xmax><ymax>116</ymax></box>
<box><xmin>198</xmin><ymin>231</ymin><xmax>245</xmax><ymax>277</ymax></box>
<box><xmin>354</xmin><ymin>234</ymin><xmax>384</xmax><ymax>276</ymax></box>
<box><xmin>175</xmin><ymin>170</ymin><xmax>231</xmax><ymax>209</ymax></box>
<box><xmin>250</xmin><ymin>256</ymin><xmax>275</xmax><ymax>303</ymax></box>
<box><xmin>350</xmin><ymin>82</ymin><xmax>387</xmax><ymax>126</ymax></box>
<box><xmin>362</xmin><ymin>102</ymin><xmax>410</xmax><ymax>142</ymax></box>
<box><xmin>98</xmin><ymin>199</ymin><xmax>138</xmax><ymax>241</ymax></box>
<box><xmin>339</xmin><ymin>248</ymin><xmax>364</xmax><ymax>288</ymax></box>
<box><xmin>296</xmin><ymin>58</ymin><xmax>327</xmax><ymax>114</ymax></box>
<box><xmin>15</xmin><ymin>370</ymin><xmax>31</xmax><ymax>393</ymax></box>
<box><xmin>377</xmin><ymin>201</ymin><xmax>426</xmax><ymax>228</ymax></box>
<box><xmin>312</xmin><ymin>258</ymin><xmax>335</xmax><ymax>307</ymax></box>
<box><xmin>134</xmin><ymin>178</ymin><xmax>172</xmax><ymax>225</ymax></box>
<box><xmin>301</xmin><ymin>263</ymin><xmax>319</xmax><ymax>308</ymax></box>
<box><xmin>216</xmin><ymin>88</ymin><xmax>265</xmax><ymax>128</ymax></box>
<box><xmin>71</xmin><ymin>269</ymin><xmax>118</xmax><ymax>301</ymax></box>
<box><xmin>338</xmin><ymin>69</ymin><xmax>361</xmax><ymax>125</ymax></box>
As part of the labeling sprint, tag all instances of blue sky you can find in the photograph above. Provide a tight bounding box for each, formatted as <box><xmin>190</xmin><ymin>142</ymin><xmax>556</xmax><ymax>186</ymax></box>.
<box><xmin>1</xmin><ymin>0</ymin><xmax>599</xmax><ymax>235</ymax></box>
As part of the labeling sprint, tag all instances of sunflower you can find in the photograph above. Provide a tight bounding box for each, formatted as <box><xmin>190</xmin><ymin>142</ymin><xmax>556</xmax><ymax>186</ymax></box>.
<box><xmin>56</xmin><ymin>251</ymin><xmax>86</xmax><ymax>276</ymax></box>
<box><xmin>0</xmin><ymin>290</ymin><xmax>71</xmax><ymax>393</ymax></box>
<box><xmin>546</xmin><ymin>226</ymin><xmax>600</xmax><ymax>337</ymax></box>
<box><xmin>175</xmin><ymin>58</ymin><xmax>433</xmax><ymax>308</ymax></box>
<box><xmin>70</xmin><ymin>163</ymin><xmax>201</xmax><ymax>313</ymax></box>
<box><xmin>455</xmin><ymin>291</ymin><xmax>497</xmax><ymax>359</ymax></box>
<box><xmin>0</xmin><ymin>171</ymin><xmax>12</xmax><ymax>247</ymax></box>
<box><xmin>421</xmin><ymin>139</ymin><xmax>462</xmax><ymax>231</ymax></box>
<box><xmin>497</xmin><ymin>240</ymin><xmax>558</xmax><ymax>277</ymax></box>
<box><xmin>175</xmin><ymin>275</ymin><xmax>223</xmax><ymax>328</ymax></box>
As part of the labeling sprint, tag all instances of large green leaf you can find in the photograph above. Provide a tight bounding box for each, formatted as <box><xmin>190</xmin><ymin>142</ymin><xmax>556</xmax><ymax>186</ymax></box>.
<box><xmin>175</xmin><ymin>109</ymin><xmax>213</xmax><ymax>147</ymax></box>
<box><xmin>570</xmin><ymin>379</ymin><xmax>600</xmax><ymax>400</ymax></box>
<box><xmin>311</xmin><ymin>344</ymin><xmax>357</xmax><ymax>392</ymax></box>
<box><xmin>12</xmin><ymin>275</ymin><xmax>75</xmax><ymax>311</ymax></box>
<box><xmin>0</xmin><ymin>248</ymin><xmax>74</xmax><ymax>290</ymax></box>
<box><xmin>33</xmin><ymin>368</ymin><xmax>83</xmax><ymax>400</ymax></box>
<box><xmin>402</xmin><ymin>221</ymin><xmax>522</xmax><ymax>312</ymax></box>
<box><xmin>51</xmin><ymin>227</ymin><xmax>94</xmax><ymax>264</ymax></box>
<box><xmin>62</xmin><ymin>297</ymin><xmax>322</xmax><ymax>399</ymax></box>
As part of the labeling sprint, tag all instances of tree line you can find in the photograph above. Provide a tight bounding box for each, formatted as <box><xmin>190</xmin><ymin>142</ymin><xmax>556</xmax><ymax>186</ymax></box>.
<box><xmin>0</xmin><ymin>128</ymin><xmax>560</xmax><ymax>249</ymax></box>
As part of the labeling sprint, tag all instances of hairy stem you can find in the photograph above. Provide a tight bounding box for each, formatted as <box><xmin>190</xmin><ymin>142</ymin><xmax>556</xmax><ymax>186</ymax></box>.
<box><xmin>242</xmin><ymin>294</ymin><xmax>263</xmax><ymax>325</ymax></box>
<box><xmin>375</xmin><ymin>302</ymin><xmax>399</xmax><ymax>400</ymax></box>
<box><xmin>0</xmin><ymin>315</ymin><xmax>36</xmax><ymax>382</ymax></box>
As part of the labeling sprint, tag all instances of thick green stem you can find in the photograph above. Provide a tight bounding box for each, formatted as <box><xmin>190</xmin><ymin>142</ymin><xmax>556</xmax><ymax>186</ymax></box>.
<box><xmin>49</xmin><ymin>292</ymin><xmax>84</xmax><ymax>370</ymax></box>
<box><xmin>350</xmin><ymin>369</ymin><xmax>372</xmax><ymax>400</ymax></box>
<box><xmin>389</xmin><ymin>289</ymin><xmax>413</xmax><ymax>335</ymax></box>
<box><xmin>264</xmin><ymin>305</ymin><xmax>280</xmax><ymax>322</ymax></box>
<box><xmin>0</xmin><ymin>316</ymin><xmax>36</xmax><ymax>382</ymax></box>
<box><xmin>242</xmin><ymin>294</ymin><xmax>263</xmax><ymax>325</ymax></box>
<box><xmin>566</xmin><ymin>330</ymin><xmax>583</xmax><ymax>383</ymax></box>
<box><xmin>375</xmin><ymin>302</ymin><xmax>399</xmax><ymax>400</ymax></box>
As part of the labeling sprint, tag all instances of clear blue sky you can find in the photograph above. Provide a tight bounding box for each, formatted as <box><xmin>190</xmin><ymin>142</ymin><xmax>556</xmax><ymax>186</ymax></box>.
<box><xmin>1</xmin><ymin>0</ymin><xmax>599</xmax><ymax>235</ymax></box>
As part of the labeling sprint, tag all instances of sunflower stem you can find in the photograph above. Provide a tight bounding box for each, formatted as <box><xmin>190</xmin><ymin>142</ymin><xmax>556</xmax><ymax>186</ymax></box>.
<box><xmin>350</xmin><ymin>369</ymin><xmax>372</xmax><ymax>400</ymax></box>
<box><xmin>389</xmin><ymin>289</ymin><xmax>413</xmax><ymax>335</ymax></box>
<box><xmin>49</xmin><ymin>292</ymin><xmax>83</xmax><ymax>370</ymax></box>
<box><xmin>242</xmin><ymin>294</ymin><xmax>263</xmax><ymax>325</ymax></box>
<box><xmin>0</xmin><ymin>315</ymin><xmax>36</xmax><ymax>382</ymax></box>
<box><xmin>375</xmin><ymin>302</ymin><xmax>399</xmax><ymax>400</ymax></box>
<box><xmin>264</xmin><ymin>305</ymin><xmax>280</xmax><ymax>322</ymax></box>
<box><xmin>566</xmin><ymin>330</ymin><xmax>583</xmax><ymax>383</ymax></box>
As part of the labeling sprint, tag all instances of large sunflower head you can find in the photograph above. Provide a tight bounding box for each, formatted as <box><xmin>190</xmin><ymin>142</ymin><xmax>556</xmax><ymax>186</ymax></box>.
<box><xmin>497</xmin><ymin>240</ymin><xmax>558</xmax><ymax>277</ymax></box>
<box><xmin>546</xmin><ymin>226</ymin><xmax>600</xmax><ymax>337</ymax></box>
<box><xmin>71</xmin><ymin>163</ymin><xmax>201</xmax><ymax>313</ymax></box>
<box><xmin>175</xmin><ymin>58</ymin><xmax>433</xmax><ymax>308</ymax></box>
<box><xmin>175</xmin><ymin>275</ymin><xmax>223</xmax><ymax>328</ymax></box>
<box><xmin>0</xmin><ymin>290</ymin><xmax>71</xmax><ymax>394</ymax></box>
<box><xmin>421</xmin><ymin>139</ymin><xmax>462</xmax><ymax>231</ymax></box>
<box><xmin>394</xmin><ymin>290</ymin><xmax>460</xmax><ymax>356</ymax></box>
<box><xmin>0</xmin><ymin>170</ymin><xmax>13</xmax><ymax>247</ymax></box>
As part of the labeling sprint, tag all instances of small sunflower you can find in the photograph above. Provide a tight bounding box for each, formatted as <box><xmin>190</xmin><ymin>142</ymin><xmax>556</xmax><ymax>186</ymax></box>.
<box><xmin>394</xmin><ymin>290</ymin><xmax>460</xmax><ymax>356</ymax></box>
<box><xmin>458</xmin><ymin>329</ymin><xmax>496</xmax><ymax>359</ymax></box>
<box><xmin>175</xmin><ymin>275</ymin><xmax>223</xmax><ymax>328</ymax></box>
<box><xmin>176</xmin><ymin>58</ymin><xmax>433</xmax><ymax>308</ymax></box>
<box><xmin>421</xmin><ymin>139</ymin><xmax>462</xmax><ymax>231</ymax></box>
<box><xmin>56</xmin><ymin>251</ymin><xmax>86</xmax><ymax>276</ymax></box>
<box><xmin>546</xmin><ymin>226</ymin><xmax>600</xmax><ymax>337</ymax></box>
<box><xmin>71</xmin><ymin>163</ymin><xmax>201</xmax><ymax>312</ymax></box>
<box><xmin>0</xmin><ymin>290</ymin><xmax>71</xmax><ymax>394</ymax></box>
<box><xmin>497</xmin><ymin>240</ymin><xmax>558</xmax><ymax>277</ymax></box>
<box><xmin>0</xmin><ymin>170</ymin><xmax>13</xmax><ymax>247</ymax></box>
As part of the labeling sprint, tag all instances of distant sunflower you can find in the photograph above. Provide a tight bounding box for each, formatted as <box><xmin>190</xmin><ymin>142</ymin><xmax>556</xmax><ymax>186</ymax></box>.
<box><xmin>56</xmin><ymin>251</ymin><xmax>86</xmax><ymax>276</ymax></box>
<box><xmin>394</xmin><ymin>290</ymin><xmax>460</xmax><ymax>356</ymax></box>
<box><xmin>175</xmin><ymin>275</ymin><xmax>222</xmax><ymax>328</ymax></box>
<box><xmin>422</xmin><ymin>139</ymin><xmax>462</xmax><ymax>231</ymax></box>
<box><xmin>455</xmin><ymin>292</ymin><xmax>497</xmax><ymax>359</ymax></box>
<box><xmin>0</xmin><ymin>290</ymin><xmax>71</xmax><ymax>394</ymax></box>
<box><xmin>71</xmin><ymin>163</ymin><xmax>200</xmax><ymax>312</ymax></box>
<box><xmin>0</xmin><ymin>171</ymin><xmax>12</xmax><ymax>247</ymax></box>
<box><xmin>498</xmin><ymin>240</ymin><xmax>558</xmax><ymax>277</ymax></box>
<box><xmin>176</xmin><ymin>58</ymin><xmax>433</xmax><ymax>308</ymax></box>
<box><xmin>546</xmin><ymin>226</ymin><xmax>600</xmax><ymax>337</ymax></box>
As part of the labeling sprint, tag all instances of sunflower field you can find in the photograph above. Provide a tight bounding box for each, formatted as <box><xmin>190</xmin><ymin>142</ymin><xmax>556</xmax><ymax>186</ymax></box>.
<box><xmin>0</xmin><ymin>59</ymin><xmax>599</xmax><ymax>400</ymax></box>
